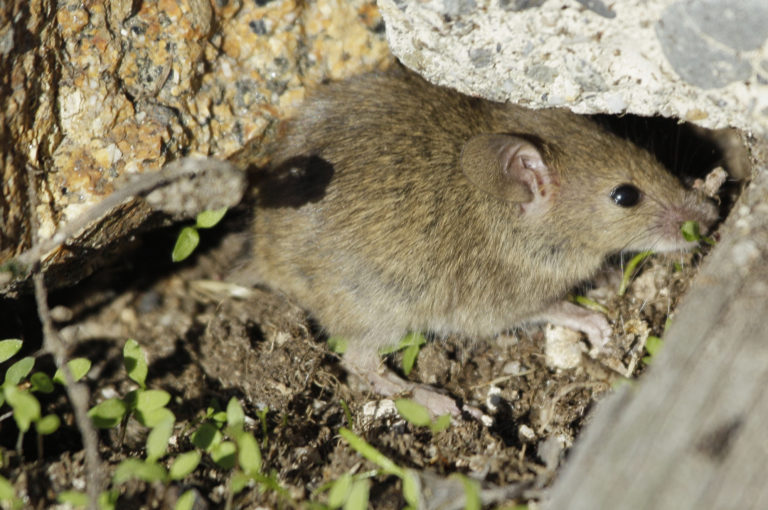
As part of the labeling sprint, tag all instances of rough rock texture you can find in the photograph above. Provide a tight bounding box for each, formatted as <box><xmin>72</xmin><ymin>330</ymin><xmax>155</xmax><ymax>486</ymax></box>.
<box><xmin>0</xmin><ymin>0</ymin><xmax>390</xmax><ymax>286</ymax></box>
<box><xmin>380</xmin><ymin>0</ymin><xmax>768</xmax><ymax>135</ymax></box>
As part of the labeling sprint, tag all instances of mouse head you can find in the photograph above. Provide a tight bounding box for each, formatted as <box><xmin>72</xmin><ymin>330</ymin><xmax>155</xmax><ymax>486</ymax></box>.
<box><xmin>460</xmin><ymin>131</ymin><xmax>718</xmax><ymax>254</ymax></box>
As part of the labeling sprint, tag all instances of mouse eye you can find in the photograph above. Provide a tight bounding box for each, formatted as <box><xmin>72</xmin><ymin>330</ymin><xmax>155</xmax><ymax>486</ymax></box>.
<box><xmin>610</xmin><ymin>184</ymin><xmax>641</xmax><ymax>207</ymax></box>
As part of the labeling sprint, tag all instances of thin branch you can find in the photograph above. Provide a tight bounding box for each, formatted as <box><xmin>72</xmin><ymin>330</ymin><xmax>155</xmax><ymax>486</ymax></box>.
<box><xmin>26</xmin><ymin>167</ymin><xmax>103</xmax><ymax>510</ymax></box>
<box><xmin>34</xmin><ymin>274</ymin><xmax>103</xmax><ymax>509</ymax></box>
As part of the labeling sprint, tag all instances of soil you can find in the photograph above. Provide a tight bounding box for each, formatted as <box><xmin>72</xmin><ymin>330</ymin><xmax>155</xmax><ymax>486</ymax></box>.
<box><xmin>0</xmin><ymin>205</ymin><xmax>713</xmax><ymax>509</ymax></box>
<box><xmin>1</xmin><ymin>114</ymin><xmax>736</xmax><ymax>509</ymax></box>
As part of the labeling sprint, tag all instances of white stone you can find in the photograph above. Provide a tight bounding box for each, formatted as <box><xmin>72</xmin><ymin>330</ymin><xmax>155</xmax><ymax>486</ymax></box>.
<box><xmin>544</xmin><ymin>324</ymin><xmax>584</xmax><ymax>370</ymax></box>
<box><xmin>380</xmin><ymin>0</ymin><xmax>768</xmax><ymax>135</ymax></box>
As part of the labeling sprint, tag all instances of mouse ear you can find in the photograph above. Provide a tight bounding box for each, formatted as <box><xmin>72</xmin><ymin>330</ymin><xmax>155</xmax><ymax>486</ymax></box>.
<box><xmin>460</xmin><ymin>134</ymin><xmax>550</xmax><ymax>205</ymax></box>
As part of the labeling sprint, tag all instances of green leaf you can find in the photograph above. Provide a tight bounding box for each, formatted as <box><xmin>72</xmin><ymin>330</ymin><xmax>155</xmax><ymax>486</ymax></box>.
<box><xmin>0</xmin><ymin>474</ymin><xmax>16</xmax><ymax>501</ymax></box>
<box><xmin>570</xmin><ymin>295</ymin><xmax>610</xmax><ymax>315</ymax></box>
<box><xmin>340</xmin><ymin>399</ymin><xmax>353</xmax><ymax>427</ymax></box>
<box><xmin>29</xmin><ymin>372</ymin><xmax>54</xmax><ymax>393</ymax></box>
<box><xmin>643</xmin><ymin>335</ymin><xmax>665</xmax><ymax>364</ymax></box>
<box><xmin>429</xmin><ymin>414</ymin><xmax>451</xmax><ymax>433</ymax></box>
<box><xmin>256</xmin><ymin>406</ymin><xmax>270</xmax><ymax>448</ymax></box>
<box><xmin>344</xmin><ymin>479</ymin><xmax>369</xmax><ymax>510</ymax></box>
<box><xmin>237</xmin><ymin>432</ymin><xmax>262</xmax><ymax>475</ymax></box>
<box><xmin>451</xmin><ymin>473</ymin><xmax>481</xmax><ymax>510</ymax></box>
<box><xmin>0</xmin><ymin>339</ymin><xmax>22</xmax><ymax>363</ymax></box>
<box><xmin>172</xmin><ymin>226</ymin><xmax>200</xmax><ymax>262</ymax></box>
<box><xmin>681</xmin><ymin>220</ymin><xmax>701</xmax><ymax>242</ymax></box>
<box><xmin>645</xmin><ymin>336</ymin><xmax>664</xmax><ymax>356</ymax></box>
<box><xmin>379</xmin><ymin>332</ymin><xmax>425</xmax><ymax>356</ymax></box>
<box><xmin>327</xmin><ymin>336</ymin><xmax>348</xmax><ymax>354</ymax></box>
<box><xmin>211</xmin><ymin>410</ymin><xmax>227</xmax><ymax>426</ymax></box>
<box><xmin>4</xmin><ymin>386</ymin><xmax>40</xmax><ymax>432</ymax></box>
<box><xmin>231</xmin><ymin>471</ymin><xmax>252</xmax><ymax>495</ymax></box>
<box><xmin>402</xmin><ymin>469</ymin><xmax>420</xmax><ymax>508</ymax></box>
<box><xmin>88</xmin><ymin>398</ymin><xmax>128</xmax><ymax>429</ymax></box>
<box><xmin>136</xmin><ymin>389</ymin><xmax>171</xmax><ymax>413</ymax></box>
<box><xmin>99</xmin><ymin>490</ymin><xmax>119</xmax><ymax>510</ymax></box>
<box><xmin>136</xmin><ymin>407</ymin><xmax>175</xmax><ymax>428</ymax></box>
<box><xmin>123</xmin><ymin>339</ymin><xmax>148</xmax><ymax>389</ymax></box>
<box><xmin>210</xmin><ymin>440</ymin><xmax>237</xmax><ymax>470</ymax></box>
<box><xmin>191</xmin><ymin>422</ymin><xmax>222</xmax><ymax>451</ymax></box>
<box><xmin>52</xmin><ymin>358</ymin><xmax>91</xmax><ymax>385</ymax></box>
<box><xmin>328</xmin><ymin>473</ymin><xmax>353</xmax><ymax>508</ymax></box>
<box><xmin>113</xmin><ymin>458</ymin><xmax>167</xmax><ymax>484</ymax></box>
<box><xmin>4</xmin><ymin>356</ymin><xmax>35</xmax><ymax>386</ymax></box>
<box><xmin>196</xmin><ymin>207</ymin><xmax>227</xmax><ymax>229</ymax></box>
<box><xmin>36</xmin><ymin>414</ymin><xmax>61</xmax><ymax>435</ymax></box>
<box><xmin>170</xmin><ymin>450</ymin><xmax>202</xmax><ymax>480</ymax></box>
<box><xmin>175</xmin><ymin>489</ymin><xmax>197</xmax><ymax>510</ymax></box>
<box><xmin>402</xmin><ymin>344</ymin><xmax>420</xmax><ymax>376</ymax></box>
<box><xmin>146</xmin><ymin>416</ymin><xmax>175</xmax><ymax>462</ymax></box>
<box><xmin>400</xmin><ymin>334</ymin><xmax>428</xmax><ymax>375</ymax></box>
<box><xmin>67</xmin><ymin>358</ymin><xmax>91</xmax><ymax>382</ymax></box>
<box><xmin>339</xmin><ymin>428</ymin><xmax>403</xmax><ymax>477</ymax></box>
<box><xmin>395</xmin><ymin>399</ymin><xmax>432</xmax><ymax>427</ymax></box>
<box><xmin>226</xmin><ymin>397</ymin><xmax>245</xmax><ymax>431</ymax></box>
<box><xmin>57</xmin><ymin>490</ymin><xmax>88</xmax><ymax>507</ymax></box>
<box><xmin>618</xmin><ymin>251</ymin><xmax>654</xmax><ymax>296</ymax></box>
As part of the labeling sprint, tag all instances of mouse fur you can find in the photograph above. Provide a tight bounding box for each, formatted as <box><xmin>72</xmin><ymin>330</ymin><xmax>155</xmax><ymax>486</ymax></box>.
<box><xmin>247</xmin><ymin>67</ymin><xmax>717</xmax><ymax>415</ymax></box>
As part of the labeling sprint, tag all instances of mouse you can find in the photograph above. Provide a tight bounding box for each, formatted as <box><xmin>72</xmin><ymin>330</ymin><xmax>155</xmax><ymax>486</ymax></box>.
<box><xmin>246</xmin><ymin>66</ymin><xmax>718</xmax><ymax>417</ymax></box>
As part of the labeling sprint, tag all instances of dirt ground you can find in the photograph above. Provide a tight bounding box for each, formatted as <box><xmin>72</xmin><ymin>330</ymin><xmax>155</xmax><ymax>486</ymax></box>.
<box><xmin>0</xmin><ymin>118</ymin><xmax>737</xmax><ymax>509</ymax></box>
<box><xmin>0</xmin><ymin>209</ymin><xmax>716</xmax><ymax>509</ymax></box>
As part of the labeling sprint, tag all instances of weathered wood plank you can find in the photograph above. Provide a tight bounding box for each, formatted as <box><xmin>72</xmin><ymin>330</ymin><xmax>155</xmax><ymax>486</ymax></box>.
<box><xmin>546</xmin><ymin>142</ymin><xmax>768</xmax><ymax>510</ymax></box>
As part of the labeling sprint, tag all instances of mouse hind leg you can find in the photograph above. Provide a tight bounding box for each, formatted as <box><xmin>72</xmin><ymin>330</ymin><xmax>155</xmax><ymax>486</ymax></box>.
<box><xmin>340</xmin><ymin>332</ymin><xmax>482</xmax><ymax>419</ymax></box>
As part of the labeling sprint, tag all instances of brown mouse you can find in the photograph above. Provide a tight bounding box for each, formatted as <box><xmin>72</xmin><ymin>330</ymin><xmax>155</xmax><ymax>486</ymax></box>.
<box><xmin>247</xmin><ymin>67</ymin><xmax>718</xmax><ymax>417</ymax></box>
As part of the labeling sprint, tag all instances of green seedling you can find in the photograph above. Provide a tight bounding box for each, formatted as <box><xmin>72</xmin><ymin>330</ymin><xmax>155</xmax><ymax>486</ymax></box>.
<box><xmin>59</xmin><ymin>489</ymin><xmax>118</xmax><ymax>510</ymax></box>
<box><xmin>52</xmin><ymin>358</ymin><xmax>92</xmax><ymax>386</ymax></box>
<box><xmin>345</xmin><ymin>479</ymin><xmax>370</xmax><ymax>510</ymax></box>
<box><xmin>57</xmin><ymin>490</ymin><xmax>118</xmax><ymax>510</ymax></box>
<box><xmin>169</xmin><ymin>451</ymin><xmax>202</xmax><ymax>480</ymax></box>
<box><xmin>172</xmin><ymin>207</ymin><xmax>228</xmax><ymax>262</ymax></box>
<box><xmin>190</xmin><ymin>397</ymin><xmax>286</xmax><ymax>508</ymax></box>
<box><xmin>338</xmin><ymin>427</ymin><xmax>420</xmax><ymax>508</ymax></box>
<box><xmin>89</xmin><ymin>339</ymin><xmax>175</xmax><ymax>436</ymax></box>
<box><xmin>379</xmin><ymin>332</ymin><xmax>427</xmax><ymax>376</ymax></box>
<box><xmin>175</xmin><ymin>490</ymin><xmax>197</xmax><ymax>510</ymax></box>
<box><xmin>123</xmin><ymin>338</ymin><xmax>148</xmax><ymax>389</ymax></box>
<box><xmin>0</xmin><ymin>338</ymin><xmax>90</xmax><ymax>455</ymax></box>
<box><xmin>340</xmin><ymin>399</ymin><xmax>353</xmax><ymax>426</ymax></box>
<box><xmin>327</xmin><ymin>336</ymin><xmax>348</xmax><ymax>354</ymax></box>
<box><xmin>395</xmin><ymin>399</ymin><xmax>450</xmax><ymax>433</ymax></box>
<box><xmin>451</xmin><ymin>473</ymin><xmax>482</xmax><ymax>510</ymax></box>
<box><xmin>569</xmin><ymin>295</ymin><xmax>609</xmax><ymax>315</ymax></box>
<box><xmin>0</xmin><ymin>474</ymin><xmax>21</xmax><ymax>510</ymax></box>
<box><xmin>0</xmin><ymin>339</ymin><xmax>22</xmax><ymax>363</ymax></box>
<box><xmin>642</xmin><ymin>335</ymin><xmax>664</xmax><ymax>364</ymax></box>
<box><xmin>681</xmin><ymin>220</ymin><xmax>715</xmax><ymax>245</ymax></box>
<box><xmin>618</xmin><ymin>251</ymin><xmax>654</xmax><ymax>296</ymax></box>
<box><xmin>255</xmin><ymin>405</ymin><xmax>270</xmax><ymax>449</ymax></box>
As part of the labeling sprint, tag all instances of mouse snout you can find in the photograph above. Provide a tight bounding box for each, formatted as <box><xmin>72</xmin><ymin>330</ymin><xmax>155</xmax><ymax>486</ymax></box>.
<box><xmin>669</xmin><ymin>192</ymin><xmax>719</xmax><ymax>244</ymax></box>
<box><xmin>650</xmin><ymin>192</ymin><xmax>719</xmax><ymax>253</ymax></box>
<box><xmin>686</xmin><ymin>193</ymin><xmax>719</xmax><ymax>234</ymax></box>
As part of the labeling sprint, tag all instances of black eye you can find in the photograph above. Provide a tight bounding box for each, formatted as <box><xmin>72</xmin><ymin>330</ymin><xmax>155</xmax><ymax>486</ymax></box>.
<box><xmin>610</xmin><ymin>184</ymin><xmax>641</xmax><ymax>207</ymax></box>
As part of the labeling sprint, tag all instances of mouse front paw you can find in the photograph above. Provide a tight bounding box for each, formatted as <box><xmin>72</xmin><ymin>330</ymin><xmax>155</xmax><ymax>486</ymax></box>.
<box><xmin>531</xmin><ymin>300</ymin><xmax>613</xmax><ymax>350</ymax></box>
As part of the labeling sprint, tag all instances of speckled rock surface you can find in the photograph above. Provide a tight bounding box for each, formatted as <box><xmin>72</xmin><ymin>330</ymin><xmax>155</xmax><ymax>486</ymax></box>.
<box><xmin>0</xmin><ymin>0</ymin><xmax>390</xmax><ymax>269</ymax></box>
<box><xmin>380</xmin><ymin>0</ymin><xmax>768</xmax><ymax>135</ymax></box>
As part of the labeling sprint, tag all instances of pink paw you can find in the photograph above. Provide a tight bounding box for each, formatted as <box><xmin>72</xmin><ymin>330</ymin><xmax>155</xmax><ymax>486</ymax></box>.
<box><xmin>533</xmin><ymin>300</ymin><xmax>613</xmax><ymax>350</ymax></box>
